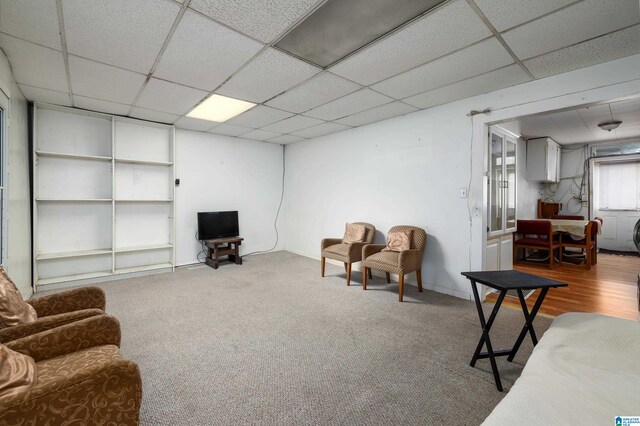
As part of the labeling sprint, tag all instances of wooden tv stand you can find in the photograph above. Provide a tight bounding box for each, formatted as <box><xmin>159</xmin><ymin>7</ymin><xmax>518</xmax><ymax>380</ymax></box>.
<box><xmin>204</xmin><ymin>237</ymin><xmax>244</xmax><ymax>269</ymax></box>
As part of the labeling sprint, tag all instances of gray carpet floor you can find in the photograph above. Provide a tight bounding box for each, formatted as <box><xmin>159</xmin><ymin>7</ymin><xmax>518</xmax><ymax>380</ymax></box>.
<box><xmin>56</xmin><ymin>251</ymin><xmax>552</xmax><ymax>425</ymax></box>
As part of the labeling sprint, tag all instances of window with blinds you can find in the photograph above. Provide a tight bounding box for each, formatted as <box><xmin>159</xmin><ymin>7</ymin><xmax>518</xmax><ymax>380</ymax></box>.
<box><xmin>597</xmin><ymin>160</ymin><xmax>640</xmax><ymax>210</ymax></box>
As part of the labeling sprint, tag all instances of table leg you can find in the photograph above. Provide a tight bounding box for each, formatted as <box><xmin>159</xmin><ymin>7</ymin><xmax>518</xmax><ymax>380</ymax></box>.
<box><xmin>507</xmin><ymin>287</ymin><xmax>549</xmax><ymax>362</ymax></box>
<box><xmin>470</xmin><ymin>280</ymin><xmax>506</xmax><ymax>392</ymax></box>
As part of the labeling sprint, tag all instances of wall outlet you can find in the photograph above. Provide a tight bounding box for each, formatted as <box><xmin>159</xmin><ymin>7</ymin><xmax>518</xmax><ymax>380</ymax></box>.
<box><xmin>537</xmin><ymin>189</ymin><xmax>545</xmax><ymax>197</ymax></box>
<box><xmin>460</xmin><ymin>188</ymin><xmax>468</xmax><ymax>198</ymax></box>
<box><xmin>570</xmin><ymin>187</ymin><xmax>578</xmax><ymax>194</ymax></box>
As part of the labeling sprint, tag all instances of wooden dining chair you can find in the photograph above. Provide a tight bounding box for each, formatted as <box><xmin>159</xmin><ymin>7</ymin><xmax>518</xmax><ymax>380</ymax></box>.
<box><xmin>513</xmin><ymin>220</ymin><xmax>562</xmax><ymax>269</ymax></box>
<box><xmin>560</xmin><ymin>220</ymin><xmax>598</xmax><ymax>269</ymax></box>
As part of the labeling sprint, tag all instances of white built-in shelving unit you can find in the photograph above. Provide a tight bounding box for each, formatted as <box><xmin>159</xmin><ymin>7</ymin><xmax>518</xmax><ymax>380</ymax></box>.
<box><xmin>33</xmin><ymin>103</ymin><xmax>175</xmax><ymax>289</ymax></box>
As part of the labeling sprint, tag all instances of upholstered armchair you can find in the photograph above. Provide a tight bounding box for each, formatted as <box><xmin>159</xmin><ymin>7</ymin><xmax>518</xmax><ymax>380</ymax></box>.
<box><xmin>1</xmin><ymin>282</ymin><xmax>107</xmax><ymax>343</ymax></box>
<box><xmin>321</xmin><ymin>222</ymin><xmax>375</xmax><ymax>286</ymax></box>
<box><xmin>362</xmin><ymin>225</ymin><xmax>427</xmax><ymax>302</ymax></box>
<box><xmin>1</xmin><ymin>315</ymin><xmax>142</xmax><ymax>425</ymax></box>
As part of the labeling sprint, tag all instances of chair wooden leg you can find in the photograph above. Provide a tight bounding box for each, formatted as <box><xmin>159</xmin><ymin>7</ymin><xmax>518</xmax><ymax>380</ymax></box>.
<box><xmin>585</xmin><ymin>248</ymin><xmax>592</xmax><ymax>270</ymax></box>
<box><xmin>549</xmin><ymin>248</ymin><xmax>555</xmax><ymax>269</ymax></box>
<box><xmin>321</xmin><ymin>257</ymin><xmax>325</xmax><ymax>277</ymax></box>
<box><xmin>346</xmin><ymin>263</ymin><xmax>352</xmax><ymax>286</ymax></box>
<box><xmin>344</xmin><ymin>263</ymin><xmax>347</xmax><ymax>271</ymax></box>
<box><xmin>416</xmin><ymin>270</ymin><xmax>423</xmax><ymax>292</ymax></box>
<box><xmin>398</xmin><ymin>274</ymin><xmax>404</xmax><ymax>302</ymax></box>
<box><xmin>363</xmin><ymin>267</ymin><xmax>368</xmax><ymax>290</ymax></box>
<box><xmin>385</xmin><ymin>272</ymin><xmax>391</xmax><ymax>283</ymax></box>
<box><xmin>368</xmin><ymin>268</ymin><xmax>372</xmax><ymax>279</ymax></box>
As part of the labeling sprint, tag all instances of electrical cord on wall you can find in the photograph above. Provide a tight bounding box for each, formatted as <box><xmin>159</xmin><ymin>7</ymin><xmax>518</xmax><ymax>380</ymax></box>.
<box><xmin>243</xmin><ymin>144</ymin><xmax>285</xmax><ymax>257</ymax></box>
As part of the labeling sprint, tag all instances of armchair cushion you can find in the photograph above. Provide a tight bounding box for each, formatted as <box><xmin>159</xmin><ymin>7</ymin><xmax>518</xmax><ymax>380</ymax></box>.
<box><xmin>0</xmin><ymin>269</ymin><xmax>37</xmax><ymax>329</ymax></box>
<box><xmin>0</xmin><ymin>345</ymin><xmax>35</xmax><ymax>400</ymax></box>
<box><xmin>362</xmin><ymin>251</ymin><xmax>402</xmax><ymax>274</ymax></box>
<box><xmin>342</xmin><ymin>223</ymin><xmax>366</xmax><ymax>243</ymax></box>
<box><xmin>382</xmin><ymin>230</ymin><xmax>412</xmax><ymax>252</ymax></box>
<box><xmin>324</xmin><ymin>243</ymin><xmax>349</xmax><ymax>258</ymax></box>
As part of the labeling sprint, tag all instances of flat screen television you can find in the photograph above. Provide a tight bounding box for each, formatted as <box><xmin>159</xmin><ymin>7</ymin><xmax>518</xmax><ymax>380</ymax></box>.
<box><xmin>197</xmin><ymin>211</ymin><xmax>239</xmax><ymax>240</ymax></box>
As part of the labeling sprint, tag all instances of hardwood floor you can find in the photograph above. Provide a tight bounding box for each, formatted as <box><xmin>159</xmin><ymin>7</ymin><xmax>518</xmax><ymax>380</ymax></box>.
<box><xmin>486</xmin><ymin>253</ymin><xmax>639</xmax><ymax>320</ymax></box>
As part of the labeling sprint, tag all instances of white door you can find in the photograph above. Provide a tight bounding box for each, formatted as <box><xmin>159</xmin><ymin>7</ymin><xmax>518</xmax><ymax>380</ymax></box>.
<box><xmin>593</xmin><ymin>160</ymin><xmax>640</xmax><ymax>252</ymax></box>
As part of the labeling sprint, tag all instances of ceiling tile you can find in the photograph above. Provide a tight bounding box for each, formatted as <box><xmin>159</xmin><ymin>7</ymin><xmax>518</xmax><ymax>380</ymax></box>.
<box><xmin>404</xmin><ymin>64</ymin><xmax>531</xmax><ymax>109</ymax></box>
<box><xmin>267</xmin><ymin>134</ymin><xmax>306</xmax><ymax>144</ymax></box>
<box><xmin>129</xmin><ymin>107</ymin><xmax>179</xmax><ymax>124</ymax></box>
<box><xmin>73</xmin><ymin>96</ymin><xmax>131</xmax><ymax>115</ymax></box>
<box><xmin>18</xmin><ymin>85</ymin><xmax>71</xmax><ymax>106</ymax></box>
<box><xmin>209</xmin><ymin>123</ymin><xmax>255</xmax><ymax>137</ymax></box>
<box><xmin>217</xmin><ymin>48</ymin><xmax>321</xmax><ymax>103</ymax></box>
<box><xmin>502</xmin><ymin>0</ymin><xmax>639</xmax><ymax>60</ymax></box>
<box><xmin>265</xmin><ymin>72</ymin><xmax>362</xmax><ymax>113</ymax></box>
<box><xmin>0</xmin><ymin>0</ymin><xmax>62</xmax><ymax>49</ymax></box>
<box><xmin>577</xmin><ymin>104</ymin><xmax>612</xmax><ymax>127</ymax></box>
<box><xmin>611</xmin><ymin>97</ymin><xmax>640</xmax><ymax>116</ymax></box>
<box><xmin>226</xmin><ymin>105</ymin><xmax>293</xmax><ymax>128</ymax></box>
<box><xmin>290</xmin><ymin>122</ymin><xmax>350</xmax><ymax>138</ymax></box>
<box><xmin>174</xmin><ymin>116</ymin><xmax>217</xmax><ymax>132</ymax></box>
<box><xmin>303</xmin><ymin>88</ymin><xmax>393</xmax><ymax>121</ymax></box>
<box><xmin>136</xmin><ymin>78</ymin><xmax>208</xmax><ymax>115</ymax></box>
<box><xmin>0</xmin><ymin>35</ymin><xmax>68</xmax><ymax>91</ymax></box>
<box><xmin>523</xmin><ymin>25</ymin><xmax>640</xmax><ymax>79</ymax></box>
<box><xmin>68</xmin><ymin>55</ymin><xmax>146</xmax><ymax>104</ymax></box>
<box><xmin>329</xmin><ymin>0</ymin><xmax>491</xmax><ymax>85</ymax></box>
<box><xmin>154</xmin><ymin>10</ymin><xmax>263</xmax><ymax>91</ymax></box>
<box><xmin>372</xmin><ymin>38</ymin><xmax>513</xmax><ymax>99</ymax></box>
<box><xmin>474</xmin><ymin>0</ymin><xmax>575</xmax><ymax>32</ymax></box>
<box><xmin>62</xmin><ymin>0</ymin><xmax>180</xmax><ymax>73</ymax></box>
<box><xmin>335</xmin><ymin>101</ymin><xmax>417</xmax><ymax>127</ymax></box>
<box><xmin>188</xmin><ymin>0</ymin><xmax>319</xmax><ymax>43</ymax></box>
<box><xmin>241</xmin><ymin>129</ymin><xmax>282</xmax><ymax>141</ymax></box>
<box><xmin>261</xmin><ymin>115</ymin><xmax>323</xmax><ymax>133</ymax></box>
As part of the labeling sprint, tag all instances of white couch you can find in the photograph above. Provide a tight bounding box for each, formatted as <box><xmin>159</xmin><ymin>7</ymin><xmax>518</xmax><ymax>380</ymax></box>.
<box><xmin>483</xmin><ymin>312</ymin><xmax>640</xmax><ymax>425</ymax></box>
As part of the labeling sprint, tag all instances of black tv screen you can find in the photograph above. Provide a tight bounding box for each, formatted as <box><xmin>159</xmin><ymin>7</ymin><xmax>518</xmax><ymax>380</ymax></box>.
<box><xmin>197</xmin><ymin>211</ymin><xmax>239</xmax><ymax>240</ymax></box>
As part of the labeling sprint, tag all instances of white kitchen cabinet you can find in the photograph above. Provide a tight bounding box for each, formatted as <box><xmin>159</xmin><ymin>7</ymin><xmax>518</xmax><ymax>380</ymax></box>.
<box><xmin>526</xmin><ymin>137</ymin><xmax>561</xmax><ymax>182</ymax></box>
<box><xmin>485</xmin><ymin>234</ymin><xmax>513</xmax><ymax>271</ymax></box>
<box><xmin>488</xmin><ymin>127</ymin><xmax>517</xmax><ymax>238</ymax></box>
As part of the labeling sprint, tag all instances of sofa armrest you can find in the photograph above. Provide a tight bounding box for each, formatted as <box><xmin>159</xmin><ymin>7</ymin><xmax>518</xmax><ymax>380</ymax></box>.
<box><xmin>321</xmin><ymin>238</ymin><xmax>342</xmax><ymax>251</ymax></box>
<box><xmin>363</xmin><ymin>244</ymin><xmax>386</xmax><ymax>259</ymax></box>
<box><xmin>0</xmin><ymin>309</ymin><xmax>104</xmax><ymax>344</ymax></box>
<box><xmin>400</xmin><ymin>249</ymin><xmax>423</xmax><ymax>272</ymax></box>
<box><xmin>28</xmin><ymin>286</ymin><xmax>106</xmax><ymax>316</ymax></box>
<box><xmin>6</xmin><ymin>315</ymin><xmax>121</xmax><ymax>362</ymax></box>
<box><xmin>0</xmin><ymin>351</ymin><xmax>142</xmax><ymax>425</ymax></box>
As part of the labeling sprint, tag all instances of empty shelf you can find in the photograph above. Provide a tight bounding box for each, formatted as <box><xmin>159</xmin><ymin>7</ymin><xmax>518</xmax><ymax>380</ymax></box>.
<box><xmin>115</xmin><ymin>263</ymin><xmax>173</xmax><ymax>275</ymax></box>
<box><xmin>116</xmin><ymin>244</ymin><xmax>173</xmax><ymax>253</ymax></box>
<box><xmin>37</xmin><ymin>271</ymin><xmax>112</xmax><ymax>286</ymax></box>
<box><xmin>115</xmin><ymin>158</ymin><xmax>173</xmax><ymax>166</ymax></box>
<box><xmin>36</xmin><ymin>198</ymin><xmax>112</xmax><ymax>202</ymax></box>
<box><xmin>115</xmin><ymin>199</ymin><xmax>173</xmax><ymax>202</ymax></box>
<box><xmin>36</xmin><ymin>249</ymin><xmax>112</xmax><ymax>260</ymax></box>
<box><xmin>36</xmin><ymin>151</ymin><xmax>112</xmax><ymax>161</ymax></box>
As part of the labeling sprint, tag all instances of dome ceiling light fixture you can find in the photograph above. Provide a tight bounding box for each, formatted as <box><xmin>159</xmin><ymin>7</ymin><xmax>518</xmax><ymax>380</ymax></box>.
<box><xmin>598</xmin><ymin>120</ymin><xmax>622</xmax><ymax>132</ymax></box>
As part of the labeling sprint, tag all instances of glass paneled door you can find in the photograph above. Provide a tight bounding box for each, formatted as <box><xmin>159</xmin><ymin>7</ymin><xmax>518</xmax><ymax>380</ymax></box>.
<box><xmin>489</xmin><ymin>132</ymin><xmax>503</xmax><ymax>234</ymax></box>
<box><xmin>488</xmin><ymin>127</ymin><xmax>517</xmax><ymax>237</ymax></box>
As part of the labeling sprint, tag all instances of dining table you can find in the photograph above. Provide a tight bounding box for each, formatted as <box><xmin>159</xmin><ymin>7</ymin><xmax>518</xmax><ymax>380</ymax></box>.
<box><xmin>544</xmin><ymin>219</ymin><xmax>602</xmax><ymax>239</ymax></box>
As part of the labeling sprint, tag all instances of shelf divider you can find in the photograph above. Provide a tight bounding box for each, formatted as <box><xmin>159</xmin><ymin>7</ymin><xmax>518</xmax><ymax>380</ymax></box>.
<box><xmin>115</xmin><ymin>244</ymin><xmax>173</xmax><ymax>253</ymax></box>
<box><xmin>115</xmin><ymin>158</ymin><xmax>173</xmax><ymax>166</ymax></box>
<box><xmin>36</xmin><ymin>249</ymin><xmax>113</xmax><ymax>260</ymax></box>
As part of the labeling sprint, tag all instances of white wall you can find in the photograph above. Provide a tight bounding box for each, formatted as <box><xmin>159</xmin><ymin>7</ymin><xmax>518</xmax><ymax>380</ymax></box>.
<box><xmin>174</xmin><ymin>129</ymin><xmax>284</xmax><ymax>265</ymax></box>
<box><xmin>283</xmin><ymin>54</ymin><xmax>640</xmax><ymax>300</ymax></box>
<box><xmin>0</xmin><ymin>49</ymin><xmax>31</xmax><ymax>297</ymax></box>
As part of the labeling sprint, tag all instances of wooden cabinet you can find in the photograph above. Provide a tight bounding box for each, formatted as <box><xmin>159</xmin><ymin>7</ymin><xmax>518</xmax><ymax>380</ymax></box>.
<box><xmin>486</xmin><ymin>234</ymin><xmax>513</xmax><ymax>271</ymax></box>
<box><xmin>526</xmin><ymin>137</ymin><xmax>561</xmax><ymax>182</ymax></box>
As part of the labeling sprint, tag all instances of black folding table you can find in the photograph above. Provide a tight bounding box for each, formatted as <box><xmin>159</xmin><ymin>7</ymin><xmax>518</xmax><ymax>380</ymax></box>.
<box><xmin>461</xmin><ymin>270</ymin><xmax>568</xmax><ymax>391</ymax></box>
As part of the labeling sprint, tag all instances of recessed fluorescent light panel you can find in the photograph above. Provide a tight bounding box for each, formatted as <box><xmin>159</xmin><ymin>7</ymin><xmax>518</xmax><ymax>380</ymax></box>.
<box><xmin>187</xmin><ymin>94</ymin><xmax>255</xmax><ymax>122</ymax></box>
<box><xmin>275</xmin><ymin>0</ymin><xmax>447</xmax><ymax>68</ymax></box>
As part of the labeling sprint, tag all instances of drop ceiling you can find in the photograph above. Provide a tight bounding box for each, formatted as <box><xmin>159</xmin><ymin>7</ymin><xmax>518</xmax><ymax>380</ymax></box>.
<box><xmin>0</xmin><ymin>0</ymin><xmax>638</xmax><ymax>144</ymax></box>
<box><xmin>516</xmin><ymin>96</ymin><xmax>640</xmax><ymax>145</ymax></box>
